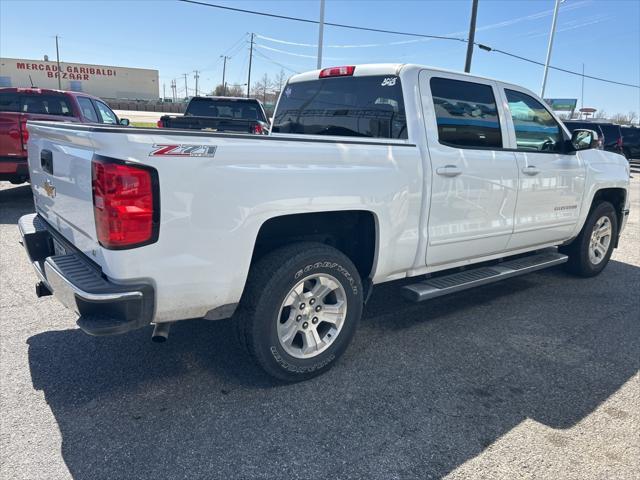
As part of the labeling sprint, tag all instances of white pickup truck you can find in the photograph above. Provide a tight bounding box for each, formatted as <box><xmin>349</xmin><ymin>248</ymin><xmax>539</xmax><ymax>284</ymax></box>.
<box><xmin>20</xmin><ymin>64</ymin><xmax>630</xmax><ymax>381</ymax></box>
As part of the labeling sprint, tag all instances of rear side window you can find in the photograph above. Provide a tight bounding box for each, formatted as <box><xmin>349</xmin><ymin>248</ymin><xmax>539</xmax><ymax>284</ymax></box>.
<box><xmin>21</xmin><ymin>95</ymin><xmax>73</xmax><ymax>116</ymax></box>
<box><xmin>430</xmin><ymin>77</ymin><xmax>502</xmax><ymax>148</ymax></box>
<box><xmin>272</xmin><ymin>75</ymin><xmax>408</xmax><ymax>139</ymax></box>
<box><xmin>77</xmin><ymin>97</ymin><xmax>99</xmax><ymax>122</ymax></box>
<box><xmin>0</xmin><ymin>93</ymin><xmax>20</xmax><ymax>112</ymax></box>
<box><xmin>505</xmin><ymin>89</ymin><xmax>563</xmax><ymax>152</ymax></box>
<box><xmin>598</xmin><ymin>123</ymin><xmax>621</xmax><ymax>143</ymax></box>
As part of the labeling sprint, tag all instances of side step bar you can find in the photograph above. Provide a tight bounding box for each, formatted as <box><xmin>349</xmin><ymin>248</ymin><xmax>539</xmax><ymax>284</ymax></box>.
<box><xmin>402</xmin><ymin>251</ymin><xmax>568</xmax><ymax>302</ymax></box>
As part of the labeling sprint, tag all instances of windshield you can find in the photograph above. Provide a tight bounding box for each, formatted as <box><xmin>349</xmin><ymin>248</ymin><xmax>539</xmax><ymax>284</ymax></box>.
<box><xmin>185</xmin><ymin>98</ymin><xmax>264</xmax><ymax>121</ymax></box>
<box><xmin>272</xmin><ymin>75</ymin><xmax>408</xmax><ymax>139</ymax></box>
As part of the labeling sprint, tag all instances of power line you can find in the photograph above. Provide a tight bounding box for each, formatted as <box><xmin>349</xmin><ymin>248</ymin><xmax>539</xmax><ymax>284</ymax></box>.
<box><xmin>179</xmin><ymin>0</ymin><xmax>639</xmax><ymax>90</ymax></box>
<box><xmin>253</xmin><ymin>48</ymin><xmax>301</xmax><ymax>74</ymax></box>
<box><xmin>178</xmin><ymin>0</ymin><xmax>467</xmax><ymax>43</ymax></box>
<box><xmin>476</xmin><ymin>43</ymin><xmax>640</xmax><ymax>89</ymax></box>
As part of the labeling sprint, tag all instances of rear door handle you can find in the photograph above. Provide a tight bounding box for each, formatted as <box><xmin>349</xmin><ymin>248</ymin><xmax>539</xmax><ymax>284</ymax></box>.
<box><xmin>436</xmin><ymin>165</ymin><xmax>462</xmax><ymax>177</ymax></box>
<box><xmin>522</xmin><ymin>166</ymin><xmax>540</xmax><ymax>176</ymax></box>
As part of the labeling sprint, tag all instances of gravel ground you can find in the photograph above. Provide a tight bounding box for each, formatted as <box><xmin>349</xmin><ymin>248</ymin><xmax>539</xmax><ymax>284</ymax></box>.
<box><xmin>1</xmin><ymin>178</ymin><xmax>639</xmax><ymax>480</ymax></box>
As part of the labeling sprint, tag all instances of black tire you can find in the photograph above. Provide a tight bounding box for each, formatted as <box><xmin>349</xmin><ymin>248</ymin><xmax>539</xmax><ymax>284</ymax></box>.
<box><xmin>235</xmin><ymin>242</ymin><xmax>363</xmax><ymax>382</ymax></box>
<box><xmin>560</xmin><ymin>201</ymin><xmax>618</xmax><ymax>277</ymax></box>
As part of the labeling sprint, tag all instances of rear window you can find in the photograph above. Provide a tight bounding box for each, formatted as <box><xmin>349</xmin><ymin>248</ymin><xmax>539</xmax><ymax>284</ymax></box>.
<box><xmin>0</xmin><ymin>93</ymin><xmax>73</xmax><ymax>116</ymax></box>
<box><xmin>186</xmin><ymin>99</ymin><xmax>265</xmax><ymax>122</ymax></box>
<box><xmin>271</xmin><ymin>75</ymin><xmax>408</xmax><ymax>139</ymax></box>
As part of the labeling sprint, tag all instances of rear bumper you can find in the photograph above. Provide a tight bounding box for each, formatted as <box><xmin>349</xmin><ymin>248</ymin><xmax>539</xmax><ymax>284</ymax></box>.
<box><xmin>18</xmin><ymin>213</ymin><xmax>155</xmax><ymax>336</ymax></box>
<box><xmin>0</xmin><ymin>156</ymin><xmax>28</xmax><ymax>181</ymax></box>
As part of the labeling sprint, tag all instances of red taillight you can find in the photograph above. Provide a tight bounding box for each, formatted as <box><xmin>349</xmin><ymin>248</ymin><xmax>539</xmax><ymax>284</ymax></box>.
<box><xmin>253</xmin><ymin>123</ymin><xmax>264</xmax><ymax>134</ymax></box>
<box><xmin>92</xmin><ymin>158</ymin><xmax>158</xmax><ymax>249</ymax></box>
<box><xmin>156</xmin><ymin>119</ymin><xmax>164</xmax><ymax>128</ymax></box>
<box><xmin>319</xmin><ymin>66</ymin><xmax>355</xmax><ymax>78</ymax></box>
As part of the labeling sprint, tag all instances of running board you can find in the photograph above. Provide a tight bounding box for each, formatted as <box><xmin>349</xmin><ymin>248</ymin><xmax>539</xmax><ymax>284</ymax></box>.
<box><xmin>402</xmin><ymin>251</ymin><xmax>568</xmax><ymax>302</ymax></box>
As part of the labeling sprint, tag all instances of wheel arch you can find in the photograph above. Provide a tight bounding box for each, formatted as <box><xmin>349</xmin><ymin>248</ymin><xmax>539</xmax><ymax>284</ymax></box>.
<box><xmin>250</xmin><ymin>210</ymin><xmax>380</xmax><ymax>283</ymax></box>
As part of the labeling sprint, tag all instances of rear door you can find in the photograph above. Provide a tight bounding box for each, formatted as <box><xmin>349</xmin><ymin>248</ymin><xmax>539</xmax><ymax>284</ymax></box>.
<box><xmin>500</xmin><ymin>87</ymin><xmax>585</xmax><ymax>249</ymax></box>
<box><xmin>419</xmin><ymin>71</ymin><xmax>519</xmax><ymax>266</ymax></box>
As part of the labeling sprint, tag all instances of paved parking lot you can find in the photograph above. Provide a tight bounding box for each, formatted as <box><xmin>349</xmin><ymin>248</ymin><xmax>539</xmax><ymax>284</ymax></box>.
<box><xmin>1</xmin><ymin>178</ymin><xmax>638</xmax><ymax>480</ymax></box>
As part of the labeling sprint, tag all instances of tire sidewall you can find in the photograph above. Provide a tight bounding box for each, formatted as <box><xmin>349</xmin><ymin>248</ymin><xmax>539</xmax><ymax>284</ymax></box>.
<box><xmin>577</xmin><ymin>202</ymin><xmax>617</xmax><ymax>275</ymax></box>
<box><xmin>252</xmin><ymin>249</ymin><xmax>363</xmax><ymax>379</ymax></box>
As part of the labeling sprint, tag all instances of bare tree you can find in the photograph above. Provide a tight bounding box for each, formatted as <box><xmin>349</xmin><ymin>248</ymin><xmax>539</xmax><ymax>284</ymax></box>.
<box><xmin>212</xmin><ymin>84</ymin><xmax>245</xmax><ymax>97</ymax></box>
<box><xmin>251</xmin><ymin>73</ymin><xmax>273</xmax><ymax>104</ymax></box>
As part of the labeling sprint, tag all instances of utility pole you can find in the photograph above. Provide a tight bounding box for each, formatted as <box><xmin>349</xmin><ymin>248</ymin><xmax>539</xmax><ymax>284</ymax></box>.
<box><xmin>316</xmin><ymin>0</ymin><xmax>325</xmax><ymax>69</ymax></box>
<box><xmin>163</xmin><ymin>83</ymin><xmax>166</xmax><ymax>100</ymax></box>
<box><xmin>464</xmin><ymin>0</ymin><xmax>478</xmax><ymax>73</ymax></box>
<box><xmin>183</xmin><ymin>73</ymin><xmax>188</xmax><ymax>100</ymax></box>
<box><xmin>541</xmin><ymin>0</ymin><xmax>562</xmax><ymax>98</ymax></box>
<box><xmin>55</xmin><ymin>35</ymin><xmax>62</xmax><ymax>89</ymax></box>
<box><xmin>193</xmin><ymin>70</ymin><xmax>200</xmax><ymax>96</ymax></box>
<box><xmin>172</xmin><ymin>80</ymin><xmax>177</xmax><ymax>102</ymax></box>
<box><xmin>221</xmin><ymin>55</ymin><xmax>229</xmax><ymax>95</ymax></box>
<box><xmin>247</xmin><ymin>33</ymin><xmax>254</xmax><ymax>98</ymax></box>
<box><xmin>580</xmin><ymin>63</ymin><xmax>585</xmax><ymax>114</ymax></box>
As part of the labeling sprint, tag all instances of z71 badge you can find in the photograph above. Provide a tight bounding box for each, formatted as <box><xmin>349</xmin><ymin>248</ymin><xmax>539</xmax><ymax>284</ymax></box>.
<box><xmin>149</xmin><ymin>144</ymin><xmax>217</xmax><ymax>157</ymax></box>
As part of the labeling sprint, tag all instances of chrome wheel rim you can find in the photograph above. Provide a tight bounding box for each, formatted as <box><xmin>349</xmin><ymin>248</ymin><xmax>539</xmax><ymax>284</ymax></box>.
<box><xmin>276</xmin><ymin>273</ymin><xmax>347</xmax><ymax>359</ymax></box>
<box><xmin>588</xmin><ymin>216</ymin><xmax>612</xmax><ymax>265</ymax></box>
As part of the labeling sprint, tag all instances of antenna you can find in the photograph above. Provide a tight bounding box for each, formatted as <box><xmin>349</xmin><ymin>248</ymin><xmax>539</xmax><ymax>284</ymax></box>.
<box><xmin>28</xmin><ymin>75</ymin><xmax>35</xmax><ymax>88</ymax></box>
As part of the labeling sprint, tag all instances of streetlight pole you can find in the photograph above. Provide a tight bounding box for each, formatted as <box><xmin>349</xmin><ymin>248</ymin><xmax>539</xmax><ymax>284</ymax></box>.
<box><xmin>464</xmin><ymin>0</ymin><xmax>478</xmax><ymax>73</ymax></box>
<box><xmin>316</xmin><ymin>0</ymin><xmax>325</xmax><ymax>69</ymax></box>
<box><xmin>540</xmin><ymin>0</ymin><xmax>562</xmax><ymax>98</ymax></box>
<box><xmin>55</xmin><ymin>35</ymin><xmax>62</xmax><ymax>89</ymax></box>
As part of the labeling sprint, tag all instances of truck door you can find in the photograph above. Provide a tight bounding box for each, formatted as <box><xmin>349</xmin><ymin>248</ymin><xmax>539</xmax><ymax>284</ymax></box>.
<box><xmin>418</xmin><ymin>71</ymin><xmax>518</xmax><ymax>267</ymax></box>
<box><xmin>499</xmin><ymin>87</ymin><xmax>586</xmax><ymax>249</ymax></box>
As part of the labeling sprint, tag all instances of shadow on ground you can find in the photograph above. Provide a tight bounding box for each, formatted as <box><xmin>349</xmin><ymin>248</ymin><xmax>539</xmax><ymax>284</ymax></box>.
<box><xmin>0</xmin><ymin>184</ymin><xmax>33</xmax><ymax>224</ymax></box>
<box><xmin>27</xmin><ymin>259</ymin><xmax>640</xmax><ymax>479</ymax></box>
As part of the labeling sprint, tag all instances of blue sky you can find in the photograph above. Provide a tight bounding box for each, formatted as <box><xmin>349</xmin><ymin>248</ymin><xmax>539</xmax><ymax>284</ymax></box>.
<box><xmin>1</xmin><ymin>0</ymin><xmax>638</xmax><ymax>115</ymax></box>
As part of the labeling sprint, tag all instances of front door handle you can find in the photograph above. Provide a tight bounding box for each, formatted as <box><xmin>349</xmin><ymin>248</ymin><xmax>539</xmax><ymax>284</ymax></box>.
<box><xmin>436</xmin><ymin>165</ymin><xmax>462</xmax><ymax>177</ymax></box>
<box><xmin>522</xmin><ymin>166</ymin><xmax>541</xmax><ymax>176</ymax></box>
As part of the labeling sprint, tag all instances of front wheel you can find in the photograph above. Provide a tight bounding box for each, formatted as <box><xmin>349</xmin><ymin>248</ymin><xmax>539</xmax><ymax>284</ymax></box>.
<box><xmin>235</xmin><ymin>242</ymin><xmax>363</xmax><ymax>382</ymax></box>
<box><xmin>560</xmin><ymin>201</ymin><xmax>618</xmax><ymax>277</ymax></box>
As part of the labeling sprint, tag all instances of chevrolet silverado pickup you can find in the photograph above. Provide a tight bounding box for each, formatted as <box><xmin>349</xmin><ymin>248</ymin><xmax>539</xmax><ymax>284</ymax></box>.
<box><xmin>0</xmin><ymin>87</ymin><xmax>128</xmax><ymax>184</ymax></box>
<box><xmin>157</xmin><ymin>96</ymin><xmax>269</xmax><ymax>134</ymax></box>
<box><xmin>19</xmin><ymin>64</ymin><xmax>630</xmax><ymax>381</ymax></box>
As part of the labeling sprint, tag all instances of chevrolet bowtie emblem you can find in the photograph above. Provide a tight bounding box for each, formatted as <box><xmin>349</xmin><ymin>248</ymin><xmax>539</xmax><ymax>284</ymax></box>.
<box><xmin>43</xmin><ymin>179</ymin><xmax>56</xmax><ymax>198</ymax></box>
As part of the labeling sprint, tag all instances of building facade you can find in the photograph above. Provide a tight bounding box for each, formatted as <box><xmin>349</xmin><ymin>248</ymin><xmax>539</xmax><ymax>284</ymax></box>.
<box><xmin>0</xmin><ymin>57</ymin><xmax>159</xmax><ymax>100</ymax></box>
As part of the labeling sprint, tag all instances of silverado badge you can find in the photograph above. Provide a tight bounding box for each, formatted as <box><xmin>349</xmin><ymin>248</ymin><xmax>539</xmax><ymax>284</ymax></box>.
<box><xmin>43</xmin><ymin>179</ymin><xmax>56</xmax><ymax>198</ymax></box>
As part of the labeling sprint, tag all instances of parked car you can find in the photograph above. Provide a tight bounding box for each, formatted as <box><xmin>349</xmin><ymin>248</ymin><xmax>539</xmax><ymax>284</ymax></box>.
<box><xmin>157</xmin><ymin>96</ymin><xmax>269</xmax><ymax>134</ymax></box>
<box><xmin>563</xmin><ymin>120</ymin><xmax>625</xmax><ymax>157</ymax></box>
<box><xmin>0</xmin><ymin>87</ymin><xmax>128</xmax><ymax>184</ymax></box>
<box><xmin>621</xmin><ymin>126</ymin><xmax>640</xmax><ymax>160</ymax></box>
<box><xmin>20</xmin><ymin>64</ymin><xmax>630</xmax><ymax>381</ymax></box>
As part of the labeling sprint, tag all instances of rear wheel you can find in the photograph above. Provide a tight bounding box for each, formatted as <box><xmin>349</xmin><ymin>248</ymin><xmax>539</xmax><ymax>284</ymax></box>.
<box><xmin>235</xmin><ymin>242</ymin><xmax>363</xmax><ymax>382</ymax></box>
<box><xmin>561</xmin><ymin>201</ymin><xmax>618</xmax><ymax>277</ymax></box>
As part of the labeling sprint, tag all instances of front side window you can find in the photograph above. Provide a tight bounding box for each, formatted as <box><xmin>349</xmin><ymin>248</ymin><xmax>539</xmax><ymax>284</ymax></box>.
<box><xmin>430</xmin><ymin>77</ymin><xmax>502</xmax><ymax>149</ymax></box>
<box><xmin>272</xmin><ymin>75</ymin><xmax>408</xmax><ymax>139</ymax></box>
<box><xmin>77</xmin><ymin>97</ymin><xmax>98</xmax><ymax>122</ymax></box>
<box><xmin>505</xmin><ymin>89</ymin><xmax>563</xmax><ymax>152</ymax></box>
<box><xmin>94</xmin><ymin>100</ymin><xmax>118</xmax><ymax>124</ymax></box>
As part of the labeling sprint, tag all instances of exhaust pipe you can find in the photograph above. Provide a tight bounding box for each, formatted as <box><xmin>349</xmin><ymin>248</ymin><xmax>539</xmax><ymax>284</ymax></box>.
<box><xmin>151</xmin><ymin>322</ymin><xmax>172</xmax><ymax>343</ymax></box>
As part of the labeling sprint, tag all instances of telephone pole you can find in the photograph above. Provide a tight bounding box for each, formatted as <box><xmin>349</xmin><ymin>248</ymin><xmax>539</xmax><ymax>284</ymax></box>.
<box><xmin>464</xmin><ymin>0</ymin><xmax>478</xmax><ymax>73</ymax></box>
<box><xmin>247</xmin><ymin>33</ymin><xmax>254</xmax><ymax>98</ymax></box>
<box><xmin>316</xmin><ymin>0</ymin><xmax>325</xmax><ymax>69</ymax></box>
<box><xmin>163</xmin><ymin>83</ymin><xmax>166</xmax><ymax>100</ymax></box>
<box><xmin>183</xmin><ymin>73</ymin><xmax>188</xmax><ymax>99</ymax></box>
<box><xmin>193</xmin><ymin>70</ymin><xmax>200</xmax><ymax>96</ymax></box>
<box><xmin>55</xmin><ymin>35</ymin><xmax>62</xmax><ymax>89</ymax></box>
<box><xmin>221</xmin><ymin>55</ymin><xmax>229</xmax><ymax>95</ymax></box>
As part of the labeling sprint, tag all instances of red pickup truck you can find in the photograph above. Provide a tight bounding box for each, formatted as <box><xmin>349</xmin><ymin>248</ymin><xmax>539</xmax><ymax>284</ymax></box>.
<box><xmin>0</xmin><ymin>87</ymin><xmax>128</xmax><ymax>184</ymax></box>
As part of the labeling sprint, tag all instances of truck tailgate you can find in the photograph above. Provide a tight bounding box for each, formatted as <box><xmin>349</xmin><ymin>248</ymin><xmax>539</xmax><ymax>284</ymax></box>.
<box><xmin>26</xmin><ymin>122</ymin><xmax>99</xmax><ymax>255</ymax></box>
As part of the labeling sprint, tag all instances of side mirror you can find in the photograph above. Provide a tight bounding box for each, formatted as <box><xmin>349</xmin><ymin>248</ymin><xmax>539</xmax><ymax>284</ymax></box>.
<box><xmin>571</xmin><ymin>128</ymin><xmax>599</xmax><ymax>151</ymax></box>
<box><xmin>119</xmin><ymin>118</ymin><xmax>130</xmax><ymax>126</ymax></box>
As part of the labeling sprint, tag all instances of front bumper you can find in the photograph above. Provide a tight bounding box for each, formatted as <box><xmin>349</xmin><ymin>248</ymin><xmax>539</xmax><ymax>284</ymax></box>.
<box><xmin>18</xmin><ymin>213</ymin><xmax>155</xmax><ymax>336</ymax></box>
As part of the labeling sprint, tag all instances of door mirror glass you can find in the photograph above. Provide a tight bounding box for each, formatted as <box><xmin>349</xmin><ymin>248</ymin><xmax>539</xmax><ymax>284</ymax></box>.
<box><xmin>571</xmin><ymin>129</ymin><xmax>598</xmax><ymax>151</ymax></box>
<box><xmin>119</xmin><ymin>118</ymin><xmax>130</xmax><ymax>126</ymax></box>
